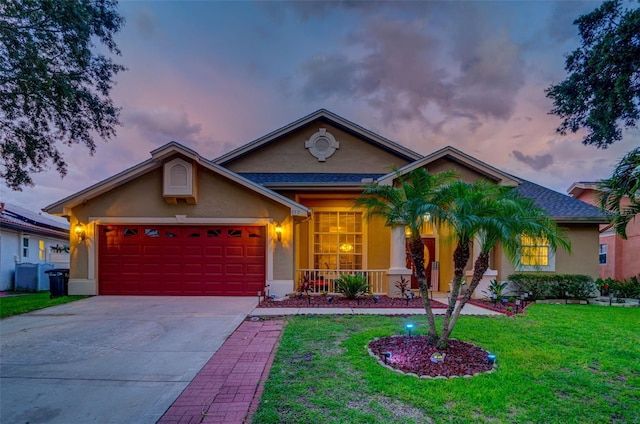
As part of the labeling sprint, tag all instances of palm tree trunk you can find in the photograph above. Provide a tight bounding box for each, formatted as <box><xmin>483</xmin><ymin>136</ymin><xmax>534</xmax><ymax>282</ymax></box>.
<box><xmin>408</xmin><ymin>236</ymin><xmax>439</xmax><ymax>345</ymax></box>
<box><xmin>438</xmin><ymin>242</ymin><xmax>470</xmax><ymax>349</ymax></box>
<box><xmin>446</xmin><ymin>252</ymin><xmax>490</xmax><ymax>334</ymax></box>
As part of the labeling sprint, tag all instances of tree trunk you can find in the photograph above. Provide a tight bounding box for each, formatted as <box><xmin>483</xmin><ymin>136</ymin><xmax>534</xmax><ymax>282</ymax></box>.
<box><xmin>408</xmin><ymin>236</ymin><xmax>439</xmax><ymax>345</ymax></box>
<box><xmin>446</xmin><ymin>252</ymin><xmax>490</xmax><ymax>334</ymax></box>
<box><xmin>438</xmin><ymin>241</ymin><xmax>470</xmax><ymax>349</ymax></box>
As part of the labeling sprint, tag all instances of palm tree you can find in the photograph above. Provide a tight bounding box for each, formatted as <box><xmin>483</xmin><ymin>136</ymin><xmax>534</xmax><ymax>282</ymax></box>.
<box><xmin>355</xmin><ymin>168</ymin><xmax>457</xmax><ymax>345</ymax></box>
<box><xmin>357</xmin><ymin>170</ymin><xmax>570</xmax><ymax>350</ymax></box>
<box><xmin>438</xmin><ymin>182</ymin><xmax>570</xmax><ymax>346</ymax></box>
<box><xmin>599</xmin><ymin>147</ymin><xmax>640</xmax><ymax>239</ymax></box>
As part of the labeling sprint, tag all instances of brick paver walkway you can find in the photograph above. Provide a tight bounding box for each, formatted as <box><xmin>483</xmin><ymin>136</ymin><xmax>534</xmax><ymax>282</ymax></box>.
<box><xmin>158</xmin><ymin>319</ymin><xmax>283</xmax><ymax>424</ymax></box>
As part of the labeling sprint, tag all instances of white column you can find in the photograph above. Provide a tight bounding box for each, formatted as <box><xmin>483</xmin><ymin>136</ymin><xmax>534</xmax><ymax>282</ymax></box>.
<box><xmin>389</xmin><ymin>226</ymin><xmax>409</xmax><ymax>271</ymax></box>
<box><xmin>472</xmin><ymin>237</ymin><xmax>481</xmax><ymax>263</ymax></box>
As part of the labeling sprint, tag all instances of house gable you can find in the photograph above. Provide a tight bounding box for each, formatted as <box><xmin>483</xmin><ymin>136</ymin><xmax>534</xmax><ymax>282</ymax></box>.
<box><xmin>44</xmin><ymin>142</ymin><xmax>310</xmax><ymax>218</ymax></box>
<box><xmin>216</xmin><ymin>109</ymin><xmax>422</xmax><ymax>175</ymax></box>
<box><xmin>378</xmin><ymin>146</ymin><xmax>520</xmax><ymax>186</ymax></box>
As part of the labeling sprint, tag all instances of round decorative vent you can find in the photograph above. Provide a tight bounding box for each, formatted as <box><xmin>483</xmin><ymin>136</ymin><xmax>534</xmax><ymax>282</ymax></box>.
<box><xmin>305</xmin><ymin>128</ymin><xmax>339</xmax><ymax>161</ymax></box>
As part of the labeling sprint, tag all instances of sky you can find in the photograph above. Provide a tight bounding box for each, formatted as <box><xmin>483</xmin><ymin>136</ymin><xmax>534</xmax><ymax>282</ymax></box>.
<box><xmin>2</xmin><ymin>0</ymin><xmax>639</xmax><ymax>213</ymax></box>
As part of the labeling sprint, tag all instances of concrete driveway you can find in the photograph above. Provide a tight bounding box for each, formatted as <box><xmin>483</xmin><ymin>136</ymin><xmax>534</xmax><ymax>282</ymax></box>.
<box><xmin>0</xmin><ymin>296</ymin><xmax>258</xmax><ymax>424</ymax></box>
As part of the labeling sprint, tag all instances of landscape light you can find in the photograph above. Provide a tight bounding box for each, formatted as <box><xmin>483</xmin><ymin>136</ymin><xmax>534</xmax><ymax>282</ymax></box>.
<box><xmin>382</xmin><ymin>352</ymin><xmax>392</xmax><ymax>364</ymax></box>
<box><xmin>406</xmin><ymin>323</ymin><xmax>414</xmax><ymax>336</ymax></box>
<box><xmin>487</xmin><ymin>354</ymin><xmax>496</xmax><ymax>366</ymax></box>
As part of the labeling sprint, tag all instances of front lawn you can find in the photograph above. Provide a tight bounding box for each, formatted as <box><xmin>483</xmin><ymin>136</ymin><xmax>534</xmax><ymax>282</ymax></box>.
<box><xmin>0</xmin><ymin>292</ymin><xmax>89</xmax><ymax>319</ymax></box>
<box><xmin>253</xmin><ymin>305</ymin><xmax>639</xmax><ymax>423</ymax></box>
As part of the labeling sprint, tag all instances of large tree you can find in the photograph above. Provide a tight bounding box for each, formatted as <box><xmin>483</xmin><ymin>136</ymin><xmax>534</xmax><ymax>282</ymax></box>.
<box><xmin>355</xmin><ymin>168</ymin><xmax>457</xmax><ymax>345</ymax></box>
<box><xmin>357</xmin><ymin>171</ymin><xmax>570</xmax><ymax>349</ymax></box>
<box><xmin>0</xmin><ymin>0</ymin><xmax>125</xmax><ymax>190</ymax></box>
<box><xmin>545</xmin><ymin>0</ymin><xmax>640</xmax><ymax>149</ymax></box>
<box><xmin>439</xmin><ymin>181</ymin><xmax>570</xmax><ymax>347</ymax></box>
<box><xmin>599</xmin><ymin>147</ymin><xmax>640</xmax><ymax>238</ymax></box>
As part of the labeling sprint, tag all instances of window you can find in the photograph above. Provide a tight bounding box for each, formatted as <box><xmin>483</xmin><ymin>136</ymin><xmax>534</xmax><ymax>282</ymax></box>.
<box><xmin>39</xmin><ymin>240</ymin><xmax>45</xmax><ymax>260</ymax></box>
<box><xmin>313</xmin><ymin>211</ymin><xmax>363</xmax><ymax>270</ymax></box>
<box><xmin>599</xmin><ymin>244</ymin><xmax>607</xmax><ymax>264</ymax></box>
<box><xmin>518</xmin><ymin>235</ymin><xmax>555</xmax><ymax>271</ymax></box>
<box><xmin>22</xmin><ymin>237</ymin><xmax>29</xmax><ymax>258</ymax></box>
<box><xmin>521</xmin><ymin>236</ymin><xmax>549</xmax><ymax>266</ymax></box>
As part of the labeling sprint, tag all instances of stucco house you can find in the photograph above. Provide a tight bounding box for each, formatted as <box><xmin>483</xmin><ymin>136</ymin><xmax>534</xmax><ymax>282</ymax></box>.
<box><xmin>568</xmin><ymin>182</ymin><xmax>640</xmax><ymax>280</ymax></box>
<box><xmin>0</xmin><ymin>202</ymin><xmax>70</xmax><ymax>291</ymax></box>
<box><xmin>44</xmin><ymin>110</ymin><xmax>606</xmax><ymax>297</ymax></box>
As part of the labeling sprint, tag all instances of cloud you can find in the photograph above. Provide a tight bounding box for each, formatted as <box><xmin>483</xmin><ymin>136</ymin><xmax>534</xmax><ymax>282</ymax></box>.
<box><xmin>546</xmin><ymin>1</ymin><xmax>599</xmax><ymax>43</ymax></box>
<box><xmin>132</xmin><ymin>7</ymin><xmax>159</xmax><ymax>38</ymax></box>
<box><xmin>297</xmin><ymin>9</ymin><xmax>525</xmax><ymax>132</ymax></box>
<box><xmin>125</xmin><ymin>108</ymin><xmax>202</xmax><ymax>143</ymax></box>
<box><xmin>512</xmin><ymin>150</ymin><xmax>554</xmax><ymax>171</ymax></box>
<box><xmin>299</xmin><ymin>54</ymin><xmax>359</xmax><ymax>100</ymax></box>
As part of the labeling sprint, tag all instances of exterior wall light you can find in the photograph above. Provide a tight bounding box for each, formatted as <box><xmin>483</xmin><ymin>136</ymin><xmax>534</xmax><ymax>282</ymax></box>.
<box><xmin>275</xmin><ymin>223</ymin><xmax>283</xmax><ymax>242</ymax></box>
<box><xmin>74</xmin><ymin>223</ymin><xmax>86</xmax><ymax>241</ymax></box>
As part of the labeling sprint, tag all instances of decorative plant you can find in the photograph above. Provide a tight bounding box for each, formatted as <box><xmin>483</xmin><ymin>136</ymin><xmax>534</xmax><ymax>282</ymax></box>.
<box><xmin>297</xmin><ymin>274</ymin><xmax>312</xmax><ymax>294</ymax></box>
<box><xmin>335</xmin><ymin>273</ymin><xmax>369</xmax><ymax>300</ymax></box>
<box><xmin>483</xmin><ymin>279</ymin><xmax>508</xmax><ymax>300</ymax></box>
<box><xmin>394</xmin><ymin>276</ymin><xmax>410</xmax><ymax>297</ymax></box>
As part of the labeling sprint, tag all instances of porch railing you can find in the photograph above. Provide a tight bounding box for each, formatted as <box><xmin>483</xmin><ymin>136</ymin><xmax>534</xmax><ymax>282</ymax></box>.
<box><xmin>296</xmin><ymin>269</ymin><xmax>387</xmax><ymax>294</ymax></box>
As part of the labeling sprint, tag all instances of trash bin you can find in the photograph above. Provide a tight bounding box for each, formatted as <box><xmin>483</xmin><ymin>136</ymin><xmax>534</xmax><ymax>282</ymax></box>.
<box><xmin>45</xmin><ymin>269</ymin><xmax>69</xmax><ymax>298</ymax></box>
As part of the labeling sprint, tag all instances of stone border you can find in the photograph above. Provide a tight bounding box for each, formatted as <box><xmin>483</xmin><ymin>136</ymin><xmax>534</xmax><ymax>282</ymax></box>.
<box><xmin>366</xmin><ymin>336</ymin><xmax>497</xmax><ymax>380</ymax></box>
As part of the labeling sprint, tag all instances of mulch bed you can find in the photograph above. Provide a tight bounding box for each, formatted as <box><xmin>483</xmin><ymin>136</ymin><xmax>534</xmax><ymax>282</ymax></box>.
<box><xmin>467</xmin><ymin>298</ymin><xmax>531</xmax><ymax>316</ymax></box>
<box><xmin>257</xmin><ymin>295</ymin><xmax>447</xmax><ymax>309</ymax></box>
<box><xmin>369</xmin><ymin>335</ymin><xmax>495</xmax><ymax>378</ymax></box>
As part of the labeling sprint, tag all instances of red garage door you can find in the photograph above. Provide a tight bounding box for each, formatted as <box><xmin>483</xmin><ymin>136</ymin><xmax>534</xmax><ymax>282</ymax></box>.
<box><xmin>98</xmin><ymin>225</ymin><xmax>265</xmax><ymax>295</ymax></box>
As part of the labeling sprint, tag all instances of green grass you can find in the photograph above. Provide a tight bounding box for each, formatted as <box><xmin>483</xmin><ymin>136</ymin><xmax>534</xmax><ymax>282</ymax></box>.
<box><xmin>0</xmin><ymin>292</ymin><xmax>89</xmax><ymax>319</ymax></box>
<box><xmin>252</xmin><ymin>305</ymin><xmax>640</xmax><ymax>424</ymax></box>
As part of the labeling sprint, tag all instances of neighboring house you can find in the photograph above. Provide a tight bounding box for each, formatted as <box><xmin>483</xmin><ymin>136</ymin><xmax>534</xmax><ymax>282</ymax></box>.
<box><xmin>0</xmin><ymin>202</ymin><xmax>70</xmax><ymax>291</ymax></box>
<box><xmin>44</xmin><ymin>110</ymin><xmax>606</xmax><ymax>297</ymax></box>
<box><xmin>568</xmin><ymin>182</ymin><xmax>640</xmax><ymax>280</ymax></box>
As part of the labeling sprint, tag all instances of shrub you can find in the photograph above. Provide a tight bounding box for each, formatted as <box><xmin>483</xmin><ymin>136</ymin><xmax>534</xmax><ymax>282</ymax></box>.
<box><xmin>482</xmin><ymin>279</ymin><xmax>508</xmax><ymax>300</ymax></box>
<box><xmin>394</xmin><ymin>276</ymin><xmax>410</xmax><ymax>297</ymax></box>
<box><xmin>335</xmin><ymin>273</ymin><xmax>369</xmax><ymax>299</ymax></box>
<box><xmin>508</xmin><ymin>273</ymin><xmax>598</xmax><ymax>300</ymax></box>
<box><xmin>596</xmin><ymin>275</ymin><xmax>640</xmax><ymax>298</ymax></box>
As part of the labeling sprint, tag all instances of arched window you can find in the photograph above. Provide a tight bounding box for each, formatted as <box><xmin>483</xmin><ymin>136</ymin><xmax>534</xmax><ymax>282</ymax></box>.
<box><xmin>169</xmin><ymin>163</ymin><xmax>188</xmax><ymax>187</ymax></box>
<box><xmin>163</xmin><ymin>158</ymin><xmax>194</xmax><ymax>197</ymax></box>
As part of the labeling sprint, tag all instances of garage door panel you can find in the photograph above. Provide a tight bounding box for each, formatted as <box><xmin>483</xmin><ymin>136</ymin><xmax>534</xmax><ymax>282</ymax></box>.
<box><xmin>204</xmin><ymin>245</ymin><xmax>223</xmax><ymax>257</ymax></box>
<box><xmin>246</xmin><ymin>264</ymin><xmax>265</xmax><ymax>274</ymax></box>
<box><xmin>121</xmin><ymin>245</ymin><xmax>141</xmax><ymax>257</ymax></box>
<box><xmin>246</xmin><ymin>246</ymin><xmax>265</xmax><ymax>257</ymax></box>
<box><xmin>225</xmin><ymin>246</ymin><xmax>244</xmax><ymax>257</ymax></box>
<box><xmin>163</xmin><ymin>245</ymin><xmax>182</xmax><ymax>256</ymax></box>
<box><xmin>99</xmin><ymin>225</ymin><xmax>266</xmax><ymax>295</ymax></box>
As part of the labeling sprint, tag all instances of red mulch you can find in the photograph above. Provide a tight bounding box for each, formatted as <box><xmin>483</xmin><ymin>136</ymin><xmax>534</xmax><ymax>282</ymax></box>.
<box><xmin>258</xmin><ymin>295</ymin><xmax>447</xmax><ymax>309</ymax></box>
<box><xmin>369</xmin><ymin>335</ymin><xmax>495</xmax><ymax>378</ymax></box>
<box><xmin>467</xmin><ymin>299</ymin><xmax>530</xmax><ymax>316</ymax></box>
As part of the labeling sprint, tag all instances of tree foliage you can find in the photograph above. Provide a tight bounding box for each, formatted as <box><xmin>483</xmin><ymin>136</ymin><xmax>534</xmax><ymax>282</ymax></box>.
<box><xmin>355</xmin><ymin>168</ymin><xmax>458</xmax><ymax>345</ymax></box>
<box><xmin>599</xmin><ymin>147</ymin><xmax>640</xmax><ymax>238</ymax></box>
<box><xmin>546</xmin><ymin>0</ymin><xmax>640</xmax><ymax>148</ymax></box>
<box><xmin>357</xmin><ymin>170</ymin><xmax>570</xmax><ymax>349</ymax></box>
<box><xmin>0</xmin><ymin>0</ymin><xmax>125</xmax><ymax>190</ymax></box>
<box><xmin>431</xmin><ymin>179</ymin><xmax>569</xmax><ymax>349</ymax></box>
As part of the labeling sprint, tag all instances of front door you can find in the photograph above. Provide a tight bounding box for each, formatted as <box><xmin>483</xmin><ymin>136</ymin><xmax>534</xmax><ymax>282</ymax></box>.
<box><xmin>407</xmin><ymin>238</ymin><xmax>436</xmax><ymax>290</ymax></box>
